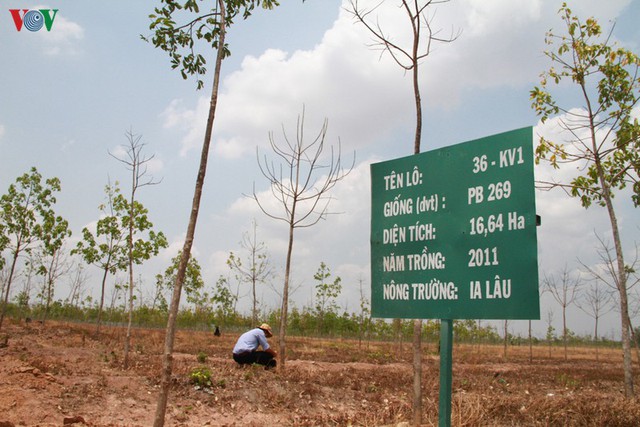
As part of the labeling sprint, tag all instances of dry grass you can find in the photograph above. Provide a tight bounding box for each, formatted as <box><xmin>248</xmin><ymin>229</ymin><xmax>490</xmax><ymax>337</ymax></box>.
<box><xmin>1</xmin><ymin>320</ymin><xmax>639</xmax><ymax>426</ymax></box>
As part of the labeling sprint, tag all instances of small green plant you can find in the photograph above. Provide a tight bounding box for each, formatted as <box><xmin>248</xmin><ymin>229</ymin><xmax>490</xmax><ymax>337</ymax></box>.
<box><xmin>365</xmin><ymin>383</ymin><xmax>379</xmax><ymax>393</ymax></box>
<box><xmin>367</xmin><ymin>350</ymin><xmax>393</xmax><ymax>364</ymax></box>
<box><xmin>196</xmin><ymin>351</ymin><xmax>207</xmax><ymax>363</ymax></box>
<box><xmin>556</xmin><ymin>373</ymin><xmax>580</xmax><ymax>388</ymax></box>
<box><xmin>189</xmin><ymin>366</ymin><xmax>212</xmax><ymax>388</ymax></box>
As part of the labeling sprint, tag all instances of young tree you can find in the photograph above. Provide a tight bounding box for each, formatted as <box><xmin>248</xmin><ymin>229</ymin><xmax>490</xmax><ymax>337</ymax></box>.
<box><xmin>252</xmin><ymin>107</ymin><xmax>354</xmax><ymax>368</ymax></box>
<box><xmin>34</xmin><ymin>239</ymin><xmax>72</xmax><ymax>323</ymax></box>
<box><xmin>0</xmin><ymin>222</ymin><xmax>8</xmax><ymax>272</ymax></box>
<box><xmin>145</xmin><ymin>2</ymin><xmax>280</xmax><ymax>423</ymax></box>
<box><xmin>528</xmin><ymin>319</ymin><xmax>533</xmax><ymax>364</ymax></box>
<box><xmin>156</xmin><ymin>251</ymin><xmax>205</xmax><ymax>310</ymax></box>
<box><xmin>73</xmin><ymin>183</ymin><xmax>129</xmax><ymax>334</ymax></box>
<box><xmin>543</xmin><ymin>266</ymin><xmax>582</xmax><ymax>361</ymax></box>
<box><xmin>580</xmin><ymin>235</ymin><xmax>639</xmax><ymax>363</ymax></box>
<box><xmin>31</xmin><ymin>202</ymin><xmax>72</xmax><ymax>323</ymax></box>
<box><xmin>0</xmin><ymin>168</ymin><xmax>64</xmax><ymax>330</ymax></box>
<box><xmin>530</xmin><ymin>3</ymin><xmax>640</xmax><ymax>397</ymax></box>
<box><xmin>227</xmin><ymin>220</ymin><xmax>273</xmax><ymax>327</ymax></box>
<box><xmin>545</xmin><ymin>308</ymin><xmax>556</xmax><ymax>358</ymax></box>
<box><xmin>212</xmin><ymin>275</ymin><xmax>238</xmax><ymax>325</ymax></box>
<box><xmin>313</xmin><ymin>261</ymin><xmax>342</xmax><ymax>334</ymax></box>
<box><xmin>347</xmin><ymin>0</ymin><xmax>458</xmax><ymax>152</ymax></box>
<box><xmin>502</xmin><ymin>319</ymin><xmax>509</xmax><ymax>358</ymax></box>
<box><xmin>13</xmin><ymin>262</ymin><xmax>34</xmax><ymax>315</ymax></box>
<box><xmin>66</xmin><ymin>262</ymin><xmax>89</xmax><ymax>309</ymax></box>
<box><xmin>576</xmin><ymin>278</ymin><xmax>614</xmax><ymax>361</ymax></box>
<box><xmin>347</xmin><ymin>2</ymin><xmax>458</xmax><ymax>422</ymax></box>
<box><xmin>111</xmin><ymin>130</ymin><xmax>167</xmax><ymax>369</ymax></box>
<box><xmin>152</xmin><ymin>273</ymin><xmax>170</xmax><ymax>313</ymax></box>
<box><xmin>357</xmin><ymin>276</ymin><xmax>371</xmax><ymax>350</ymax></box>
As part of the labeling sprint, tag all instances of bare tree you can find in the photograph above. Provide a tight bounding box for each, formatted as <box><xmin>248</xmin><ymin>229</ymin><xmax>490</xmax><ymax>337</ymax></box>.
<box><xmin>347</xmin><ymin>2</ymin><xmax>458</xmax><ymax>423</ymax></box>
<box><xmin>66</xmin><ymin>262</ymin><xmax>89</xmax><ymax>308</ymax></box>
<box><xmin>580</xmin><ymin>235</ymin><xmax>640</xmax><ymax>364</ymax></box>
<box><xmin>111</xmin><ymin>130</ymin><xmax>166</xmax><ymax>369</ymax></box>
<box><xmin>347</xmin><ymin>0</ymin><xmax>459</xmax><ymax>153</ymax></box>
<box><xmin>252</xmin><ymin>106</ymin><xmax>354</xmax><ymax>369</ymax></box>
<box><xmin>34</xmin><ymin>242</ymin><xmax>72</xmax><ymax>323</ymax></box>
<box><xmin>543</xmin><ymin>266</ymin><xmax>582</xmax><ymax>361</ymax></box>
<box><xmin>227</xmin><ymin>219</ymin><xmax>273</xmax><ymax>327</ymax></box>
<box><xmin>576</xmin><ymin>279</ymin><xmax>614</xmax><ymax>361</ymax></box>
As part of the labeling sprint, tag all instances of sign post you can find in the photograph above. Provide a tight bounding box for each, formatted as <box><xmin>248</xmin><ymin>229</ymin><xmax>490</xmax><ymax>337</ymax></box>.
<box><xmin>439</xmin><ymin>319</ymin><xmax>453</xmax><ymax>427</ymax></box>
<box><xmin>370</xmin><ymin>127</ymin><xmax>540</xmax><ymax>424</ymax></box>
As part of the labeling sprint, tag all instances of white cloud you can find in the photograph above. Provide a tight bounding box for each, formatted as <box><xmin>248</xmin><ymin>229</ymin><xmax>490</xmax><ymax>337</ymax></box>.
<box><xmin>212</xmin><ymin>12</ymin><xmax>413</xmax><ymax>157</ymax></box>
<box><xmin>462</xmin><ymin>0</ymin><xmax>543</xmax><ymax>37</ymax></box>
<box><xmin>160</xmin><ymin>98</ymin><xmax>208</xmax><ymax>157</ymax></box>
<box><xmin>207</xmin><ymin>0</ymin><xmax>636</xmax><ymax>161</ymax></box>
<box><xmin>206</xmin><ymin>250</ymin><xmax>232</xmax><ymax>280</ymax></box>
<box><xmin>109</xmin><ymin>144</ymin><xmax>128</xmax><ymax>161</ymax></box>
<box><xmin>146</xmin><ymin>157</ymin><xmax>165</xmax><ymax>175</ymax></box>
<box><xmin>162</xmin><ymin>234</ymin><xmax>200</xmax><ymax>263</ymax></box>
<box><xmin>33</xmin><ymin>6</ymin><xmax>84</xmax><ymax>56</ymax></box>
<box><xmin>61</xmin><ymin>139</ymin><xmax>75</xmax><ymax>152</ymax></box>
<box><xmin>165</xmin><ymin>0</ymin><xmax>623</xmax><ymax>162</ymax></box>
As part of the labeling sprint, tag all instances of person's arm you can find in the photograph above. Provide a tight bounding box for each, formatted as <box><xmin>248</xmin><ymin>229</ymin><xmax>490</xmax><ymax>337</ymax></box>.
<box><xmin>265</xmin><ymin>347</ymin><xmax>277</xmax><ymax>357</ymax></box>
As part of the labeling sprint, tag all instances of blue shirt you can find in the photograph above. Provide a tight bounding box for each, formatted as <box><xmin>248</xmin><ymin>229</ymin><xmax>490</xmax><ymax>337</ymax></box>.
<box><xmin>232</xmin><ymin>328</ymin><xmax>270</xmax><ymax>354</ymax></box>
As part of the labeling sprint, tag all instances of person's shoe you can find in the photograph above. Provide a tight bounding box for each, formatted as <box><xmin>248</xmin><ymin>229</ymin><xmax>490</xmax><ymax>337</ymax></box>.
<box><xmin>264</xmin><ymin>359</ymin><xmax>276</xmax><ymax>370</ymax></box>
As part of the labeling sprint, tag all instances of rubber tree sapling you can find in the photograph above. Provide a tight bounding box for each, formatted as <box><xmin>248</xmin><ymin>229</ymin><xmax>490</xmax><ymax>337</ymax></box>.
<box><xmin>252</xmin><ymin>107</ymin><xmax>354</xmax><ymax>369</ymax></box>
<box><xmin>530</xmin><ymin>3</ymin><xmax>640</xmax><ymax>397</ymax></box>
<box><xmin>0</xmin><ymin>168</ymin><xmax>64</xmax><ymax>330</ymax></box>
<box><xmin>145</xmin><ymin>1</ymin><xmax>281</xmax><ymax>424</ymax></box>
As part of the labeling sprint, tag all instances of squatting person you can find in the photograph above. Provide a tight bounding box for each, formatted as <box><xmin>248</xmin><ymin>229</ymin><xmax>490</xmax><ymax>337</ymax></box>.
<box><xmin>232</xmin><ymin>323</ymin><xmax>277</xmax><ymax>370</ymax></box>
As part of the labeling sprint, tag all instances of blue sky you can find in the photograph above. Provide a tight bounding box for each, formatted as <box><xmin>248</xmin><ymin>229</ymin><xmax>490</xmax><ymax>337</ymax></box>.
<box><xmin>1</xmin><ymin>0</ymin><xmax>639</xmax><ymax>339</ymax></box>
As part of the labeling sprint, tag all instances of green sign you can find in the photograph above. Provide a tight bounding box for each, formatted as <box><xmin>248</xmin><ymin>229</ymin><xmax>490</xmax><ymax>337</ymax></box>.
<box><xmin>370</xmin><ymin>127</ymin><xmax>539</xmax><ymax>320</ymax></box>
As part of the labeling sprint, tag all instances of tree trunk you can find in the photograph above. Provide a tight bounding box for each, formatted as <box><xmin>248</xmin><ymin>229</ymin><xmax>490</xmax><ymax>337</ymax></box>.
<box><xmin>411</xmin><ymin>58</ymin><xmax>423</xmax><ymax>424</ymax></box>
<box><xmin>279</xmin><ymin>218</ymin><xmax>295</xmax><ymax>369</ymax></box>
<box><xmin>412</xmin><ymin>319</ymin><xmax>422</xmax><ymax>426</ymax></box>
<box><xmin>153</xmin><ymin>2</ymin><xmax>226</xmax><ymax>425</ymax></box>
<box><xmin>0</xmin><ymin>246</ymin><xmax>21</xmax><ymax>330</ymax></box>
<box><xmin>563</xmin><ymin>306</ymin><xmax>567</xmax><ymax>361</ymax></box>
<box><xmin>584</xmin><ymin>79</ymin><xmax>634</xmax><ymax>397</ymax></box>
<box><xmin>411</xmin><ymin>24</ymin><xmax>422</xmax><ymax>154</ymax></box>
<box><xmin>124</xmin><ymin>168</ymin><xmax>137</xmax><ymax>369</ymax></box>
<box><xmin>251</xmin><ymin>233</ymin><xmax>257</xmax><ymax>327</ymax></box>
<box><xmin>528</xmin><ymin>320</ymin><xmax>533</xmax><ymax>364</ymax></box>
<box><xmin>96</xmin><ymin>263</ymin><xmax>111</xmax><ymax>334</ymax></box>
<box><xmin>596</xmin><ymin>146</ymin><xmax>633</xmax><ymax>396</ymax></box>
<box><xmin>503</xmin><ymin>320</ymin><xmax>508</xmax><ymax>358</ymax></box>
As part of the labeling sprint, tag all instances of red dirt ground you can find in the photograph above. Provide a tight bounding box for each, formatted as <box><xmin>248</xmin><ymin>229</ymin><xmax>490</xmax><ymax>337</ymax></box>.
<box><xmin>0</xmin><ymin>319</ymin><xmax>639</xmax><ymax>426</ymax></box>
